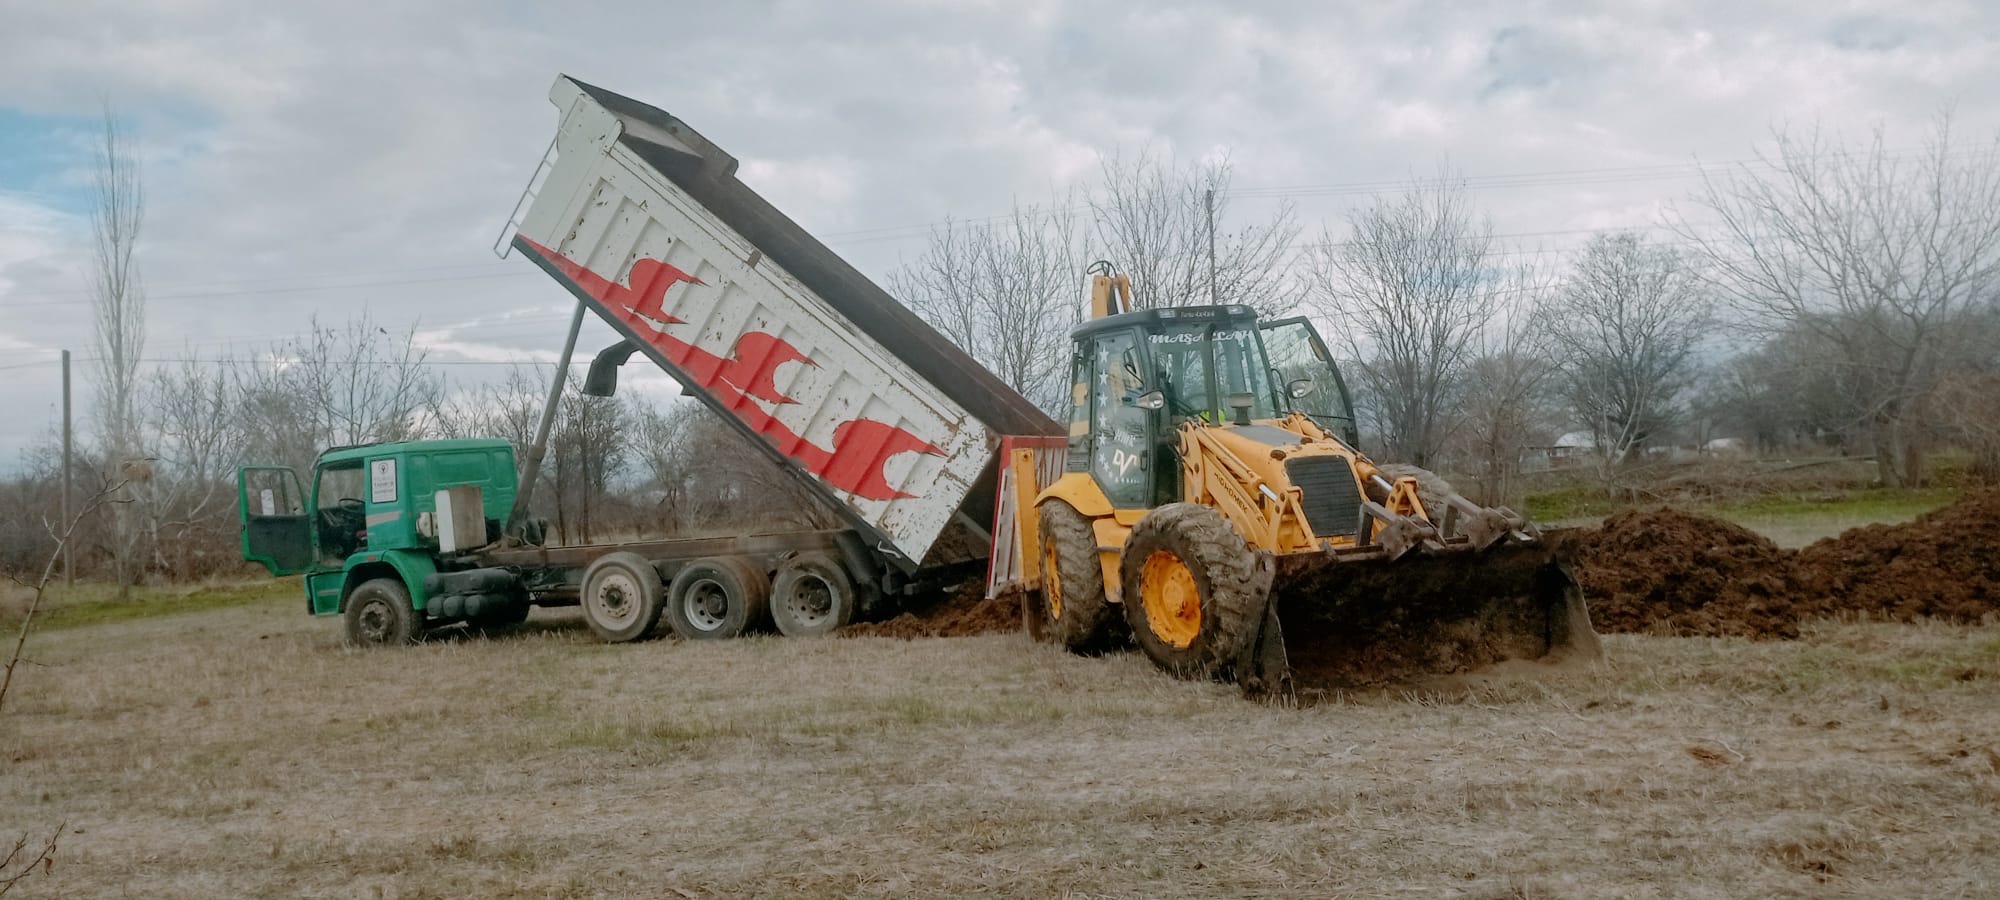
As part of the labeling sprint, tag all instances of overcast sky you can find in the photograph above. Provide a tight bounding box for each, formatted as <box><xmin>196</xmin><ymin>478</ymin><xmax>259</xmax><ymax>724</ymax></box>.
<box><xmin>1</xmin><ymin>1</ymin><xmax>1996</xmax><ymax>472</ymax></box>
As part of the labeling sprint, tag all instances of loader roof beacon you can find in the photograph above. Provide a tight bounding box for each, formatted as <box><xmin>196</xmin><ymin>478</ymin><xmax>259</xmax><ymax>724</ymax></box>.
<box><xmin>237</xmin><ymin>75</ymin><xmax>1597</xmax><ymax>696</ymax></box>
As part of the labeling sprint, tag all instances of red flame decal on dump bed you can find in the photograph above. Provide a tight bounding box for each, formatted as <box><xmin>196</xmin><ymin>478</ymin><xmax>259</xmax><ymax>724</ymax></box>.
<box><xmin>521</xmin><ymin>238</ymin><xmax>943</xmax><ymax>500</ymax></box>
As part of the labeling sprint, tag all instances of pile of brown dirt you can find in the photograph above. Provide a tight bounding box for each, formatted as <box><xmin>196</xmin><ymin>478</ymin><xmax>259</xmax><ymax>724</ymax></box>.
<box><xmin>1793</xmin><ymin>489</ymin><xmax>2000</xmax><ymax>625</ymax></box>
<box><xmin>1556</xmin><ymin>508</ymin><xmax>1809</xmax><ymax>639</ymax></box>
<box><xmin>841</xmin><ymin>585</ymin><xmax>1023</xmax><ymax>639</ymax></box>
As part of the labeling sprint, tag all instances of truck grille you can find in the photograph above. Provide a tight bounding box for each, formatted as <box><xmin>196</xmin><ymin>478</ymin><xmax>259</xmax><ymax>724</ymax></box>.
<box><xmin>1285</xmin><ymin>456</ymin><xmax>1362</xmax><ymax>540</ymax></box>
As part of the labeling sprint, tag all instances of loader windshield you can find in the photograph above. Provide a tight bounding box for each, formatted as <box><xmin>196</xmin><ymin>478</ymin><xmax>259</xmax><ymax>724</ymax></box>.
<box><xmin>1147</xmin><ymin>322</ymin><xmax>1278</xmax><ymax>422</ymax></box>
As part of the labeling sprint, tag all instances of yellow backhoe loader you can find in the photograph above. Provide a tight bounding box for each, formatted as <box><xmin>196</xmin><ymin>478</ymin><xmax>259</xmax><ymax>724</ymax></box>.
<box><xmin>1016</xmin><ymin>269</ymin><xmax>1600</xmax><ymax>697</ymax></box>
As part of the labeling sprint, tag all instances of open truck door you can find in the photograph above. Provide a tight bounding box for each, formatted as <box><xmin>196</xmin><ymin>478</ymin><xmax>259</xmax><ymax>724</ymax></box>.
<box><xmin>1260</xmin><ymin>316</ymin><xmax>1359</xmax><ymax>447</ymax></box>
<box><xmin>238</xmin><ymin>466</ymin><xmax>311</xmax><ymax>576</ymax></box>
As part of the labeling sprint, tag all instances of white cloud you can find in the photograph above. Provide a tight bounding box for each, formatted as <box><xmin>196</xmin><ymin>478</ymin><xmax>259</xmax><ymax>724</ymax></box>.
<box><xmin>0</xmin><ymin>0</ymin><xmax>1997</xmax><ymax>470</ymax></box>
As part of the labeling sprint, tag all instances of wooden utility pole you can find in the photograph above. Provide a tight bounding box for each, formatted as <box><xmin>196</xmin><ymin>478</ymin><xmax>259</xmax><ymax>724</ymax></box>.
<box><xmin>61</xmin><ymin>349</ymin><xmax>72</xmax><ymax>586</ymax></box>
<box><xmin>1205</xmin><ymin>188</ymin><xmax>1218</xmax><ymax>304</ymax></box>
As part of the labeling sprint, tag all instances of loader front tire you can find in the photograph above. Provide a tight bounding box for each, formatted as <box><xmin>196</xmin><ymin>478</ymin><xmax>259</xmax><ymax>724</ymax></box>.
<box><xmin>1120</xmin><ymin>503</ymin><xmax>1260</xmax><ymax>679</ymax></box>
<box><xmin>1037</xmin><ymin>500</ymin><xmax>1117</xmax><ymax>653</ymax></box>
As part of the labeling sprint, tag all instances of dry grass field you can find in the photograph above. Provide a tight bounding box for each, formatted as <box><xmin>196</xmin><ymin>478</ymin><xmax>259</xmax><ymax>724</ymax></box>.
<box><xmin>3</xmin><ymin>587</ymin><xmax>1998</xmax><ymax>897</ymax></box>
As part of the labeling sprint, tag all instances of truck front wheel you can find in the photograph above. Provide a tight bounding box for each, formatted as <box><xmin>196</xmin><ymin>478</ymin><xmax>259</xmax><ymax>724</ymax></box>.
<box><xmin>581</xmin><ymin>552</ymin><xmax>665</xmax><ymax>643</ymax></box>
<box><xmin>344</xmin><ymin>578</ymin><xmax>420</xmax><ymax>646</ymax></box>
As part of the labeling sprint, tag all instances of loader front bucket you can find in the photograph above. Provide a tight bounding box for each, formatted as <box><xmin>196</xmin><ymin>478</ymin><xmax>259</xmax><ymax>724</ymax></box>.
<box><xmin>1239</xmin><ymin>540</ymin><xmax>1600</xmax><ymax>699</ymax></box>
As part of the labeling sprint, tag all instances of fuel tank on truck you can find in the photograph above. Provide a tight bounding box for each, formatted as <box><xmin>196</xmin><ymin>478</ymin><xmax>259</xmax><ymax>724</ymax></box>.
<box><xmin>500</xmin><ymin>76</ymin><xmax>1060</xmax><ymax>571</ymax></box>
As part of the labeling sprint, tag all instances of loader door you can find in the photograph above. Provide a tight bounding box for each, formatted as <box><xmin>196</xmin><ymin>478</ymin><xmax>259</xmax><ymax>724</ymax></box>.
<box><xmin>1260</xmin><ymin>317</ymin><xmax>1359</xmax><ymax>446</ymax></box>
<box><xmin>238</xmin><ymin>466</ymin><xmax>311</xmax><ymax>576</ymax></box>
<box><xmin>1086</xmin><ymin>329</ymin><xmax>1154</xmax><ymax>507</ymax></box>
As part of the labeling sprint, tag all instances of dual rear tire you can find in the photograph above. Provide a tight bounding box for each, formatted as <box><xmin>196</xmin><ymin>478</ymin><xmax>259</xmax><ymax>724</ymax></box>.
<box><xmin>580</xmin><ymin>552</ymin><xmax>863</xmax><ymax>642</ymax></box>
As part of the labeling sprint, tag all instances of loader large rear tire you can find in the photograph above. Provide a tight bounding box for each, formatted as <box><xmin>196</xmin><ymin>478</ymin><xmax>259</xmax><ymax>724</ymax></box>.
<box><xmin>1376</xmin><ymin>464</ymin><xmax>1454</xmax><ymax>524</ymax></box>
<box><xmin>1037</xmin><ymin>500</ymin><xmax>1117</xmax><ymax>653</ymax></box>
<box><xmin>1120</xmin><ymin>503</ymin><xmax>1260</xmax><ymax>679</ymax></box>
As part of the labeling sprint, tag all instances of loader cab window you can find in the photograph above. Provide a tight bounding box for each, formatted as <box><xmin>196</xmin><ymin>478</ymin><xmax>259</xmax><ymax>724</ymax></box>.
<box><xmin>1260</xmin><ymin>317</ymin><xmax>1359</xmax><ymax>445</ymax></box>
<box><xmin>1148</xmin><ymin>321</ymin><xmax>1279</xmax><ymax>423</ymax></box>
<box><xmin>1088</xmin><ymin>329</ymin><xmax>1153</xmax><ymax>507</ymax></box>
<box><xmin>314</xmin><ymin>462</ymin><xmax>368</xmax><ymax>564</ymax></box>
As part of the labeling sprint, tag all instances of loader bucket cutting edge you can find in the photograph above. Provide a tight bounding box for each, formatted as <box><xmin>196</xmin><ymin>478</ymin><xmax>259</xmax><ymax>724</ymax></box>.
<box><xmin>1242</xmin><ymin>542</ymin><xmax>1601</xmax><ymax>698</ymax></box>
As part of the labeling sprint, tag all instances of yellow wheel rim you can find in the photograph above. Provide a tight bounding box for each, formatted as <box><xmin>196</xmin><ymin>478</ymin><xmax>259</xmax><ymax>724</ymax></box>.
<box><xmin>1042</xmin><ymin>538</ymin><xmax>1064</xmax><ymax>620</ymax></box>
<box><xmin>1140</xmin><ymin>551</ymin><xmax>1201</xmax><ymax>649</ymax></box>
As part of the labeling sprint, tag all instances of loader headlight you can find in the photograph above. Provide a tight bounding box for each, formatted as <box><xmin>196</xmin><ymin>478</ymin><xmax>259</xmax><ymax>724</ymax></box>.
<box><xmin>1288</xmin><ymin>378</ymin><xmax>1315</xmax><ymax>399</ymax></box>
<box><xmin>1136</xmin><ymin>390</ymin><xmax>1166</xmax><ymax>411</ymax></box>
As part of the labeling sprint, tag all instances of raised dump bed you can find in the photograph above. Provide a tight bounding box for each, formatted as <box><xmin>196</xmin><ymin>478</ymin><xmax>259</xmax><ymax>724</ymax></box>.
<box><xmin>504</xmin><ymin>75</ymin><xmax>1059</xmax><ymax>571</ymax></box>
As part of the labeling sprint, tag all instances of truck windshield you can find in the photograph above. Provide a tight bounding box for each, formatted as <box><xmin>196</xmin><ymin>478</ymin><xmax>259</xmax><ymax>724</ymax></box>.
<box><xmin>1147</xmin><ymin>322</ymin><xmax>1278</xmax><ymax>421</ymax></box>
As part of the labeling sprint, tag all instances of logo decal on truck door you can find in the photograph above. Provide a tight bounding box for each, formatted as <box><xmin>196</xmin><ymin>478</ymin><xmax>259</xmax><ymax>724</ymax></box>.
<box><xmin>521</xmin><ymin>238</ymin><xmax>945</xmax><ymax>501</ymax></box>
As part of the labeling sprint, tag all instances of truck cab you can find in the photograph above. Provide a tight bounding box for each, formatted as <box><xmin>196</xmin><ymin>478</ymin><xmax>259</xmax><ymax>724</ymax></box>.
<box><xmin>238</xmin><ymin>439</ymin><xmax>520</xmax><ymax>627</ymax></box>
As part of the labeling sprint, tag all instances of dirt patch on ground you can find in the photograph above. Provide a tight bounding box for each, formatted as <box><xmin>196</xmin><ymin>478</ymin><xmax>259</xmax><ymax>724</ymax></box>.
<box><xmin>843</xmin><ymin>490</ymin><xmax>2000</xmax><ymax>643</ymax></box>
<box><xmin>842</xmin><ymin>584</ymin><xmax>1022</xmax><ymax>639</ymax></box>
<box><xmin>1556</xmin><ymin>489</ymin><xmax>2000</xmax><ymax>638</ymax></box>
<box><xmin>1793</xmin><ymin>489</ymin><xmax>2000</xmax><ymax>625</ymax></box>
<box><xmin>1556</xmin><ymin>508</ymin><xmax>1807</xmax><ymax>639</ymax></box>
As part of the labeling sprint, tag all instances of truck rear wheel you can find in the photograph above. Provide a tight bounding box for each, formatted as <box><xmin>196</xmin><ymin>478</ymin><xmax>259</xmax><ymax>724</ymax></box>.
<box><xmin>770</xmin><ymin>552</ymin><xmax>857</xmax><ymax>637</ymax></box>
<box><xmin>1038</xmin><ymin>500</ymin><xmax>1117</xmax><ymax>653</ymax></box>
<box><xmin>1120</xmin><ymin>503</ymin><xmax>1260</xmax><ymax>679</ymax></box>
<box><xmin>344</xmin><ymin>577</ymin><xmax>420</xmax><ymax>646</ymax></box>
<box><xmin>581</xmin><ymin>552</ymin><xmax>665</xmax><ymax>643</ymax></box>
<box><xmin>666</xmin><ymin>557</ymin><xmax>769</xmax><ymax>640</ymax></box>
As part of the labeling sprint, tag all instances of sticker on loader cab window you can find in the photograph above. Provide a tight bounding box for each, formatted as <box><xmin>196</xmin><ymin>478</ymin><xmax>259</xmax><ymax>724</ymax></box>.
<box><xmin>369</xmin><ymin>459</ymin><xmax>397</xmax><ymax>504</ymax></box>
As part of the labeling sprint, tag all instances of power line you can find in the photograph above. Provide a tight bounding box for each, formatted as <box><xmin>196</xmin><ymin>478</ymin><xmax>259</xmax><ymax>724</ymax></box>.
<box><xmin>7</xmin><ymin>145</ymin><xmax>1967</xmax><ymax>309</ymax></box>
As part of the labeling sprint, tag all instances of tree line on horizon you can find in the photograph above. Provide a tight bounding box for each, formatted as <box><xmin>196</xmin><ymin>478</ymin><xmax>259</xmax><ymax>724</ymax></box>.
<box><xmin>5</xmin><ymin>110</ymin><xmax>2000</xmax><ymax>588</ymax></box>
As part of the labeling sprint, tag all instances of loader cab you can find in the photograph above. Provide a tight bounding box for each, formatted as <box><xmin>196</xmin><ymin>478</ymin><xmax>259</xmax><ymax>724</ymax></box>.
<box><xmin>1067</xmin><ymin>305</ymin><xmax>1334</xmax><ymax>507</ymax></box>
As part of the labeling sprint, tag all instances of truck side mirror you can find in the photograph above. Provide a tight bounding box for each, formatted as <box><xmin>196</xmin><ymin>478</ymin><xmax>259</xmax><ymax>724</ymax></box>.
<box><xmin>583</xmin><ymin>339</ymin><xmax>639</xmax><ymax>397</ymax></box>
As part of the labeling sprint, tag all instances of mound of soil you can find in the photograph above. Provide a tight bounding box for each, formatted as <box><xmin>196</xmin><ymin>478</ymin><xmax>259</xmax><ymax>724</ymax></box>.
<box><xmin>1793</xmin><ymin>489</ymin><xmax>2000</xmax><ymax>625</ymax></box>
<box><xmin>841</xmin><ymin>585</ymin><xmax>1023</xmax><ymax>639</ymax></box>
<box><xmin>1556</xmin><ymin>508</ymin><xmax>1808</xmax><ymax>639</ymax></box>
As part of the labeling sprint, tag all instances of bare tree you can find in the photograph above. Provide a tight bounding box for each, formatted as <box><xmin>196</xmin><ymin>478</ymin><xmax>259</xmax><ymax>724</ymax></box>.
<box><xmin>628</xmin><ymin>395</ymin><xmax>703</xmax><ymax>530</ymax></box>
<box><xmin>887</xmin><ymin>198</ymin><xmax>1084</xmax><ymax>412</ymax></box>
<box><xmin>1448</xmin><ymin>286</ymin><xmax>1555</xmax><ymax>505</ymax></box>
<box><xmin>1541</xmin><ymin>233</ymin><xmax>1712</xmax><ymax>469</ymax></box>
<box><xmin>88</xmin><ymin>104</ymin><xmax>146</xmax><ymax>591</ymax></box>
<box><xmin>236</xmin><ymin>313</ymin><xmax>443</xmax><ymax>476</ymax></box>
<box><xmin>1674</xmin><ymin>114</ymin><xmax>2000</xmax><ymax>486</ymax></box>
<box><xmin>548</xmin><ymin>374</ymin><xmax>625</xmax><ymax>544</ymax></box>
<box><xmin>1090</xmin><ymin>151</ymin><xmax>1301</xmax><ymax>317</ymax></box>
<box><xmin>1303</xmin><ymin>171</ymin><xmax>1501</xmax><ymax>467</ymax></box>
<box><xmin>138</xmin><ymin>355</ymin><xmax>243</xmax><ymax>579</ymax></box>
